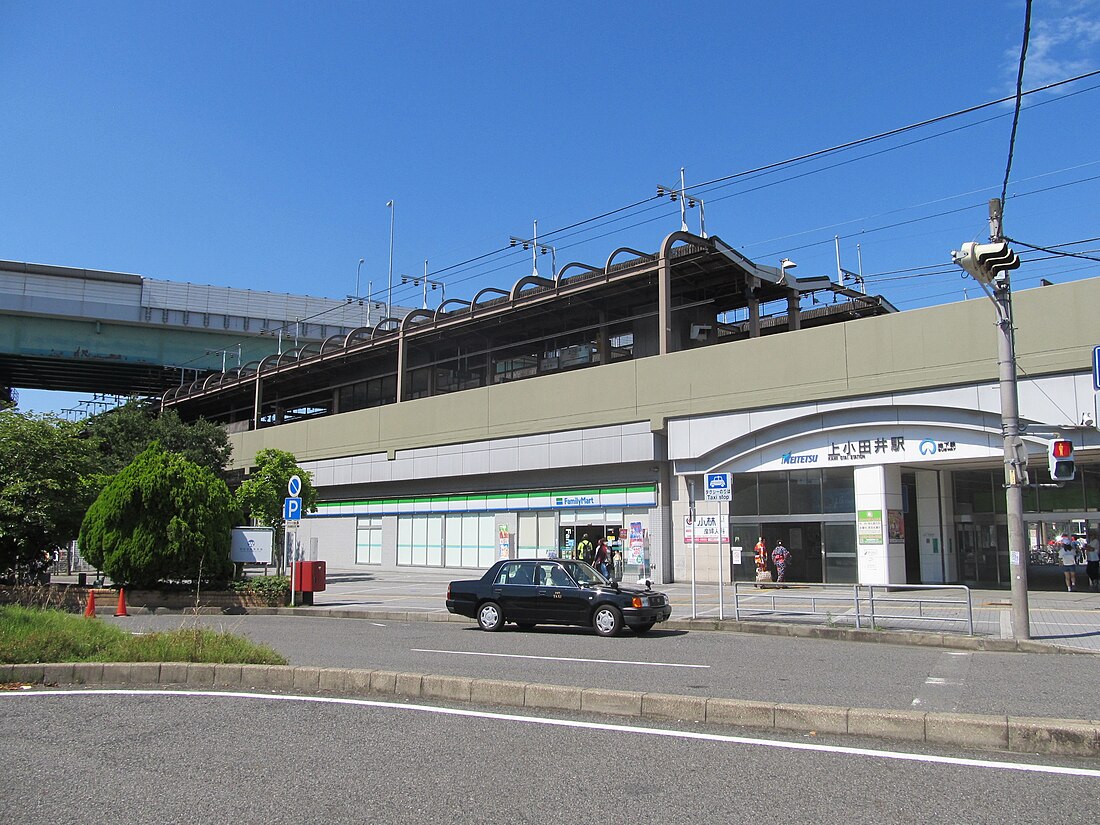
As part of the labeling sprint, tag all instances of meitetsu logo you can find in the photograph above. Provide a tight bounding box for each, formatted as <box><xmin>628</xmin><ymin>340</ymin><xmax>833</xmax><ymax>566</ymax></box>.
<box><xmin>556</xmin><ymin>495</ymin><xmax>597</xmax><ymax>507</ymax></box>
<box><xmin>781</xmin><ymin>451</ymin><xmax>818</xmax><ymax>465</ymax></box>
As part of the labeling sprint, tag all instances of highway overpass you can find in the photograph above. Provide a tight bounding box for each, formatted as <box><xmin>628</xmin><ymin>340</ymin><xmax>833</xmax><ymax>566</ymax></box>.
<box><xmin>0</xmin><ymin>259</ymin><xmax>400</xmax><ymax>402</ymax></box>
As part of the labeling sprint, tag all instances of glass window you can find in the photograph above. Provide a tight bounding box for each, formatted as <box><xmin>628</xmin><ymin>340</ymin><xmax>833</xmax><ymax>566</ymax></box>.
<box><xmin>397</xmin><ymin>515</ymin><xmax>443</xmax><ymax>567</ymax></box>
<box><xmin>789</xmin><ymin>469</ymin><xmax>822</xmax><ymax>514</ymax></box>
<box><xmin>954</xmin><ymin>471</ymin><xmax>998</xmax><ymax>515</ymax></box>
<box><xmin>477</xmin><ymin>515</ymin><xmax>496</xmax><ymax>567</ymax></box>
<box><xmin>355</xmin><ymin>517</ymin><xmax>382</xmax><ymax>565</ymax></box>
<box><xmin>517</xmin><ymin>513</ymin><xmax>538</xmax><ymax>557</ymax></box>
<box><xmin>732</xmin><ymin>474</ymin><xmax>758</xmax><ymax>516</ymax></box>
<box><xmin>757</xmin><ymin>472</ymin><xmax>789</xmax><ymax>515</ymax></box>
<box><xmin>822</xmin><ymin>468</ymin><xmax>855</xmax><ymax>513</ymax></box>
<box><xmin>444</xmin><ymin>514</ymin><xmax>464</xmax><ymax>567</ymax></box>
<box><xmin>396</xmin><ymin>517</ymin><xmax>412</xmax><ymax>566</ymax></box>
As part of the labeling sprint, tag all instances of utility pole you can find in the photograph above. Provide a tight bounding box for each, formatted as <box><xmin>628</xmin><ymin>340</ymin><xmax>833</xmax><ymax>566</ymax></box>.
<box><xmin>989</xmin><ymin>198</ymin><xmax>1030</xmax><ymax>641</ymax></box>
<box><xmin>953</xmin><ymin>198</ymin><xmax>1028</xmax><ymax>638</ymax></box>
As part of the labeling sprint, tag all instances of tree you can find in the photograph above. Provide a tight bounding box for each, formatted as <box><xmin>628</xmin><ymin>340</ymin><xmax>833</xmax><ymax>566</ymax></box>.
<box><xmin>235</xmin><ymin>450</ymin><xmax>316</xmax><ymax>572</ymax></box>
<box><xmin>78</xmin><ymin>443</ymin><xmax>235</xmax><ymax>588</ymax></box>
<box><xmin>82</xmin><ymin>400</ymin><xmax>232</xmax><ymax>476</ymax></box>
<box><xmin>0</xmin><ymin>411</ymin><xmax>100</xmax><ymax>573</ymax></box>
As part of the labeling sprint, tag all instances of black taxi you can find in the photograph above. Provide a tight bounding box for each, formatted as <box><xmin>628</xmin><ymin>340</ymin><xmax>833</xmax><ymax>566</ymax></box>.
<box><xmin>446</xmin><ymin>558</ymin><xmax>672</xmax><ymax>636</ymax></box>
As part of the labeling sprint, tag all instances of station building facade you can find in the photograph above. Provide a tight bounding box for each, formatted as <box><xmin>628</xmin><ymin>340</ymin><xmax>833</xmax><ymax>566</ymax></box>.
<box><xmin>165</xmin><ymin>232</ymin><xmax>1100</xmax><ymax>589</ymax></box>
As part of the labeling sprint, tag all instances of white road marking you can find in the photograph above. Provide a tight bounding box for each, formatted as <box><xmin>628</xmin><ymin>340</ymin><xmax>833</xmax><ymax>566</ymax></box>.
<box><xmin>7</xmin><ymin>689</ymin><xmax>1099</xmax><ymax>778</ymax></box>
<box><xmin>410</xmin><ymin>648</ymin><xmax>710</xmax><ymax>669</ymax></box>
<box><xmin>370</xmin><ymin>622</ymin><xmax>387</xmax><ymax>627</ymax></box>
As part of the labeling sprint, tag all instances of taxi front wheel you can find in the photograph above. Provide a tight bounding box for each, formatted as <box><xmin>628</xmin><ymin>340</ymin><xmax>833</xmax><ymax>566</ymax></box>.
<box><xmin>593</xmin><ymin>605</ymin><xmax>623</xmax><ymax>637</ymax></box>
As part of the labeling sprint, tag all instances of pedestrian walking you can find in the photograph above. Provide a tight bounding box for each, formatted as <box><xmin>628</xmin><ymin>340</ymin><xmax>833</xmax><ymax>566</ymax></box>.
<box><xmin>771</xmin><ymin>540</ymin><xmax>791</xmax><ymax>587</ymax></box>
<box><xmin>1085</xmin><ymin>530</ymin><xmax>1099</xmax><ymax>592</ymax></box>
<box><xmin>753</xmin><ymin>537</ymin><xmax>771</xmax><ymax>587</ymax></box>
<box><xmin>577</xmin><ymin>533</ymin><xmax>593</xmax><ymax>564</ymax></box>
<box><xmin>593</xmin><ymin>537</ymin><xmax>610</xmax><ymax>579</ymax></box>
<box><xmin>1058</xmin><ymin>533</ymin><xmax>1079</xmax><ymax>591</ymax></box>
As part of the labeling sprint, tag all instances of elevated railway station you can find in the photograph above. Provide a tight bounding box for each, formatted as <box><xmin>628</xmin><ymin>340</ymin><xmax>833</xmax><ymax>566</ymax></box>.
<box><xmin>163</xmin><ymin>232</ymin><xmax>893</xmax><ymax>428</ymax></box>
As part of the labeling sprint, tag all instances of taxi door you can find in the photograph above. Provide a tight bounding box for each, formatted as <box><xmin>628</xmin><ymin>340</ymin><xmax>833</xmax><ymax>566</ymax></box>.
<box><xmin>491</xmin><ymin>561</ymin><xmax>537</xmax><ymax>621</ymax></box>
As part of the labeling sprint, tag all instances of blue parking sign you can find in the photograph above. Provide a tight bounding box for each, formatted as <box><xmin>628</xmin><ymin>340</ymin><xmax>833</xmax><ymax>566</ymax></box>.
<box><xmin>283</xmin><ymin>496</ymin><xmax>302</xmax><ymax>521</ymax></box>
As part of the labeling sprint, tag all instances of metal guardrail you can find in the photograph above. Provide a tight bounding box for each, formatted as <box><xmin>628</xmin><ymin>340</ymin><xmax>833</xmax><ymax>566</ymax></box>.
<box><xmin>727</xmin><ymin>582</ymin><xmax>975</xmax><ymax>635</ymax></box>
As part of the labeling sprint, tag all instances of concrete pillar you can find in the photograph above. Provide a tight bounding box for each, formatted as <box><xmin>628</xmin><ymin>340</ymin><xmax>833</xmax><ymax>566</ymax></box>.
<box><xmin>853</xmin><ymin>464</ymin><xmax>906</xmax><ymax>584</ymax></box>
<box><xmin>915</xmin><ymin>469</ymin><xmax>947</xmax><ymax>584</ymax></box>
<box><xmin>658</xmin><ymin>247</ymin><xmax>672</xmax><ymax>355</ymax></box>
<box><xmin>746</xmin><ymin>278</ymin><xmax>761</xmax><ymax>338</ymax></box>
<box><xmin>396</xmin><ymin>332</ymin><xmax>406</xmax><ymax>402</ymax></box>
<box><xmin>786</xmin><ymin>289</ymin><xmax>801</xmax><ymax>331</ymax></box>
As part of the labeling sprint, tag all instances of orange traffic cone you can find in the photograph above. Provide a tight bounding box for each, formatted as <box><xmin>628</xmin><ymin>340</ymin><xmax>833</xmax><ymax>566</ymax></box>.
<box><xmin>83</xmin><ymin>590</ymin><xmax>96</xmax><ymax>618</ymax></box>
<box><xmin>114</xmin><ymin>588</ymin><xmax>129</xmax><ymax>617</ymax></box>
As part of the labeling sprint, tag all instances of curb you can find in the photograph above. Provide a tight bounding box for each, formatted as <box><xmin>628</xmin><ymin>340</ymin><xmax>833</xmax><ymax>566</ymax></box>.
<box><xmin>3</xmin><ymin>661</ymin><xmax>1098</xmax><ymax>758</ymax></box>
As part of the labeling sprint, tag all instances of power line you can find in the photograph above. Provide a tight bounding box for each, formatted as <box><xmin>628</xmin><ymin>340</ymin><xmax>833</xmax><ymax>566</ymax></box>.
<box><xmin>417</xmin><ymin>70</ymin><xmax>1100</xmax><ymax>290</ymax></box>
<box><xmin>1000</xmin><ymin>0</ymin><xmax>1033</xmax><ymax>223</ymax></box>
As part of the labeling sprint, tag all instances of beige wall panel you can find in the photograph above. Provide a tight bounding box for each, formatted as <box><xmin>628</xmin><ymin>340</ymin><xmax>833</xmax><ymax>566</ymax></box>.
<box><xmin>633</xmin><ymin>324</ymin><xmax>854</xmax><ymax>424</ymax></box>
<box><xmin>486</xmin><ymin>360</ymin><xmax>643</xmax><ymax>433</ymax></box>
<box><xmin>375</xmin><ymin>390</ymin><xmax>491</xmax><ymax>446</ymax></box>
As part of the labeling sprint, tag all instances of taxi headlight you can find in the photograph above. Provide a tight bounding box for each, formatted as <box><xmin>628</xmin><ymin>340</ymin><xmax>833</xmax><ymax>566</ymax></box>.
<box><xmin>631</xmin><ymin>596</ymin><xmax>646</xmax><ymax>608</ymax></box>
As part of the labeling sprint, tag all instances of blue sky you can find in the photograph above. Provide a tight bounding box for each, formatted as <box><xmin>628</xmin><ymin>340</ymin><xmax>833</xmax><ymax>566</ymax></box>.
<box><xmin>4</xmin><ymin>1</ymin><xmax>1099</xmax><ymax>414</ymax></box>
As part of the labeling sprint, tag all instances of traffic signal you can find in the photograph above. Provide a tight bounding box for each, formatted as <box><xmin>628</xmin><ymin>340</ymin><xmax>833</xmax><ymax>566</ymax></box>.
<box><xmin>1048</xmin><ymin>439</ymin><xmax>1076</xmax><ymax>481</ymax></box>
<box><xmin>951</xmin><ymin>241</ymin><xmax>1021</xmax><ymax>285</ymax></box>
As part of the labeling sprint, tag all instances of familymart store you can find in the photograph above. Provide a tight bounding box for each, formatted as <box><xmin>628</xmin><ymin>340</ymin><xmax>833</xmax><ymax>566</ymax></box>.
<box><xmin>308</xmin><ymin>484</ymin><xmax>660</xmax><ymax>579</ymax></box>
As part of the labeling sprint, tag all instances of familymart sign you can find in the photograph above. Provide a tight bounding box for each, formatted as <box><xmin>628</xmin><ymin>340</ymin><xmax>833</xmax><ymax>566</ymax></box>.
<box><xmin>314</xmin><ymin>484</ymin><xmax>657</xmax><ymax>517</ymax></box>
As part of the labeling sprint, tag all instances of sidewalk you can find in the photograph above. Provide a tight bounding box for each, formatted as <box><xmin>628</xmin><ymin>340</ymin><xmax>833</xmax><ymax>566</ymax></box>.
<box><xmin>302</xmin><ymin>568</ymin><xmax>1100</xmax><ymax>653</ymax></box>
<box><xmin>50</xmin><ymin>568</ymin><xmax>1100</xmax><ymax>651</ymax></box>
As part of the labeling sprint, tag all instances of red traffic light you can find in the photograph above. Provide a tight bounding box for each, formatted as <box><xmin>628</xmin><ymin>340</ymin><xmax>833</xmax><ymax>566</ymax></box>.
<box><xmin>1051</xmin><ymin>440</ymin><xmax>1073</xmax><ymax>458</ymax></box>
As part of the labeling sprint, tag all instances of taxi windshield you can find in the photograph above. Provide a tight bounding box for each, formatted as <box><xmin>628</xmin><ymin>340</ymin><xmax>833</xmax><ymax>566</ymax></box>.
<box><xmin>561</xmin><ymin>561</ymin><xmax>607</xmax><ymax>586</ymax></box>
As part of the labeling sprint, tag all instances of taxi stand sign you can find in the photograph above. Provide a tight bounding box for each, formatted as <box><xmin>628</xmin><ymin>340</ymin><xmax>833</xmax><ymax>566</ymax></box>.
<box><xmin>701</xmin><ymin>472</ymin><xmax>731</xmax><ymax>621</ymax></box>
<box><xmin>704</xmin><ymin>472</ymin><xmax>732</xmax><ymax>501</ymax></box>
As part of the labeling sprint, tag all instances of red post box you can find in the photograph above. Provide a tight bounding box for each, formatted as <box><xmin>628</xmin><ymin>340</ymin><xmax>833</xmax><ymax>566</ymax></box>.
<box><xmin>294</xmin><ymin>560</ymin><xmax>327</xmax><ymax>592</ymax></box>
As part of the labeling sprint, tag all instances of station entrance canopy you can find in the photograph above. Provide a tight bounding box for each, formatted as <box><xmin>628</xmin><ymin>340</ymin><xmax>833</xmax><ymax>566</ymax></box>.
<box><xmin>163</xmin><ymin>231</ymin><xmax>895</xmax><ymax>429</ymax></box>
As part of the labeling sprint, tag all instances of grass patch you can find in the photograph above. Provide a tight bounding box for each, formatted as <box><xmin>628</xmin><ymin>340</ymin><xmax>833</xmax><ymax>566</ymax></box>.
<box><xmin>0</xmin><ymin>605</ymin><xmax>287</xmax><ymax>665</ymax></box>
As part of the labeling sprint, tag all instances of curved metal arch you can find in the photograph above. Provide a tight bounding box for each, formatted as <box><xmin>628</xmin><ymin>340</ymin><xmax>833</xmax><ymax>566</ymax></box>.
<box><xmin>659</xmin><ymin>230</ymin><xmax>708</xmax><ymax>260</ymax></box>
<box><xmin>554</xmin><ymin>261</ymin><xmax>601</xmax><ymax>287</ymax></box>
<box><xmin>437</xmin><ymin>298</ymin><xmax>471</xmax><ymax>316</ymax></box>
<box><xmin>319</xmin><ymin>332</ymin><xmax>346</xmax><ymax>354</ymax></box>
<box><xmin>257</xmin><ymin>353</ymin><xmax>282</xmax><ymax>373</ymax></box>
<box><xmin>605</xmin><ymin>246</ymin><xmax>655</xmax><ymax>273</ymax></box>
<box><xmin>341</xmin><ymin>327</ymin><xmax>373</xmax><ymax>348</ymax></box>
<box><xmin>183</xmin><ymin>377</ymin><xmax>205</xmax><ymax>396</ymax></box>
<box><xmin>401</xmin><ymin>309</ymin><xmax>435</xmax><ymax>331</ymax></box>
<box><xmin>299</xmin><ymin>341</ymin><xmax>322</xmax><ymax>359</ymax></box>
<box><xmin>510</xmin><ymin>273</ymin><xmax>556</xmax><ymax>301</ymax></box>
<box><xmin>202</xmin><ymin>373</ymin><xmax>223</xmax><ymax>390</ymax></box>
<box><xmin>372</xmin><ymin>317</ymin><xmax>401</xmax><ymax>338</ymax></box>
<box><xmin>471</xmin><ymin>286</ymin><xmax>509</xmax><ymax>308</ymax></box>
<box><xmin>238</xmin><ymin>360</ymin><xmax>261</xmax><ymax>376</ymax></box>
<box><xmin>276</xmin><ymin>348</ymin><xmax>305</xmax><ymax>368</ymax></box>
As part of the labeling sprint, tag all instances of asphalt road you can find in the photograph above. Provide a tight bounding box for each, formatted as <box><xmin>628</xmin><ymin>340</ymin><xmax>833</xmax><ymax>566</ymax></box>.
<box><xmin>105</xmin><ymin>613</ymin><xmax>1100</xmax><ymax>721</ymax></box>
<box><xmin>2</xmin><ymin>689</ymin><xmax>1097</xmax><ymax>825</ymax></box>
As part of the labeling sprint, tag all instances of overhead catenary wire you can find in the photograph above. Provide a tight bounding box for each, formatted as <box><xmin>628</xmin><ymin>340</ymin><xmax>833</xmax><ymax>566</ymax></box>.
<box><xmin>415</xmin><ymin>71</ymin><xmax>1100</xmax><ymax>294</ymax></box>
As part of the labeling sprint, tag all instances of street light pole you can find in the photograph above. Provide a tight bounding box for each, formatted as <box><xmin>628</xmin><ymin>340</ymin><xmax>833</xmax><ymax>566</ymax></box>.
<box><xmin>386</xmin><ymin>200</ymin><xmax>395</xmax><ymax>319</ymax></box>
